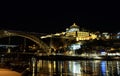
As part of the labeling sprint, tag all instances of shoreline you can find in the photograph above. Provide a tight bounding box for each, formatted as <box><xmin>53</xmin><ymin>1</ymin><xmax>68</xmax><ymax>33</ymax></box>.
<box><xmin>36</xmin><ymin>54</ymin><xmax>120</xmax><ymax>60</ymax></box>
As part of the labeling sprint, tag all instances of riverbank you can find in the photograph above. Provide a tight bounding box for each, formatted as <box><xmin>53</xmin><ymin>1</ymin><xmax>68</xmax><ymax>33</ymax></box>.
<box><xmin>36</xmin><ymin>54</ymin><xmax>120</xmax><ymax>60</ymax></box>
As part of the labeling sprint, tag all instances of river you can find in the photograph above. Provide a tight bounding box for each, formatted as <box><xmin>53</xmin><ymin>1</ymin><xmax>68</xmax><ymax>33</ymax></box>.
<box><xmin>30</xmin><ymin>59</ymin><xmax>120</xmax><ymax>76</ymax></box>
<box><xmin>1</xmin><ymin>55</ymin><xmax>120</xmax><ymax>76</ymax></box>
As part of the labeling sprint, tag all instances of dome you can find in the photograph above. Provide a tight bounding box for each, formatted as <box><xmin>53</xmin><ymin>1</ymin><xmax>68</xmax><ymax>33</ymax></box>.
<box><xmin>70</xmin><ymin>23</ymin><xmax>79</xmax><ymax>28</ymax></box>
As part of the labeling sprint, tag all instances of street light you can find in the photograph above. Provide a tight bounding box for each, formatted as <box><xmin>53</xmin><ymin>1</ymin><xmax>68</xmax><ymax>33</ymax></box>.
<box><xmin>4</xmin><ymin>31</ymin><xmax>12</xmax><ymax>53</ymax></box>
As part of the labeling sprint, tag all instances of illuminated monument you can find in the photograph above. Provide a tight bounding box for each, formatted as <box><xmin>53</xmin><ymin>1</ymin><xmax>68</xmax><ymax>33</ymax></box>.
<box><xmin>63</xmin><ymin>23</ymin><xmax>97</xmax><ymax>52</ymax></box>
<box><xmin>65</xmin><ymin>23</ymin><xmax>97</xmax><ymax>41</ymax></box>
<box><xmin>41</xmin><ymin>23</ymin><xmax>97</xmax><ymax>41</ymax></box>
<box><xmin>40</xmin><ymin>23</ymin><xmax>97</xmax><ymax>52</ymax></box>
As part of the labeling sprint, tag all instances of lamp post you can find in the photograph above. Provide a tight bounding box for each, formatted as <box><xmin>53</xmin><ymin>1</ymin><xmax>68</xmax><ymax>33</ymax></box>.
<box><xmin>7</xmin><ymin>36</ymin><xmax>11</xmax><ymax>53</ymax></box>
<box><xmin>23</xmin><ymin>38</ymin><xmax>26</xmax><ymax>52</ymax></box>
<box><xmin>49</xmin><ymin>34</ymin><xmax>53</xmax><ymax>54</ymax></box>
<box><xmin>4</xmin><ymin>31</ymin><xmax>12</xmax><ymax>53</ymax></box>
<box><xmin>6</xmin><ymin>31</ymin><xmax>11</xmax><ymax>53</ymax></box>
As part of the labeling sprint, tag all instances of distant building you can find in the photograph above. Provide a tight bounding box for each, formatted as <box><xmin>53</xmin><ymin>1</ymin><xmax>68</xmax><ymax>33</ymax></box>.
<box><xmin>41</xmin><ymin>23</ymin><xmax>97</xmax><ymax>41</ymax></box>
<box><xmin>40</xmin><ymin>23</ymin><xmax>98</xmax><ymax>53</ymax></box>
<box><xmin>65</xmin><ymin>23</ymin><xmax>97</xmax><ymax>41</ymax></box>
<box><xmin>101</xmin><ymin>32</ymin><xmax>111</xmax><ymax>39</ymax></box>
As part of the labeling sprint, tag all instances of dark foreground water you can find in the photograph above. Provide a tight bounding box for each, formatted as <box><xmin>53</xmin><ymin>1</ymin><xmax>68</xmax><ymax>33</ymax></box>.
<box><xmin>1</xmin><ymin>56</ymin><xmax>120</xmax><ymax>76</ymax></box>
<box><xmin>29</xmin><ymin>59</ymin><xmax>120</xmax><ymax>76</ymax></box>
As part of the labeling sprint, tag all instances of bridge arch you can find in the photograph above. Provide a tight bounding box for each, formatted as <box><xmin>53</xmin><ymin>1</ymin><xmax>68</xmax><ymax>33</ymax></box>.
<box><xmin>0</xmin><ymin>30</ymin><xmax>50</xmax><ymax>53</ymax></box>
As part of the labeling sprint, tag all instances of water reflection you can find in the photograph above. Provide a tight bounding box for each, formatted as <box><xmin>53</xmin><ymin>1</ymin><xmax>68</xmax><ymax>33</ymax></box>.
<box><xmin>1</xmin><ymin>56</ymin><xmax>120</xmax><ymax>76</ymax></box>
<box><xmin>36</xmin><ymin>60</ymin><xmax>120</xmax><ymax>76</ymax></box>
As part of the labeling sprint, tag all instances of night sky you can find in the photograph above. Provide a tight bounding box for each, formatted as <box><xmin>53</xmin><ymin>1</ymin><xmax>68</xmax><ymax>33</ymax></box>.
<box><xmin>0</xmin><ymin>1</ymin><xmax>120</xmax><ymax>34</ymax></box>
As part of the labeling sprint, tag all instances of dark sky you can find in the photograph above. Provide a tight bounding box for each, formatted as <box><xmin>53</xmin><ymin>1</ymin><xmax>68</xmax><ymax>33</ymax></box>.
<box><xmin>0</xmin><ymin>1</ymin><xmax>120</xmax><ymax>34</ymax></box>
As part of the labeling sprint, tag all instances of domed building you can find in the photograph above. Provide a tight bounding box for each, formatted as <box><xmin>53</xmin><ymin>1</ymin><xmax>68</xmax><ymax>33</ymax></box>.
<box><xmin>66</xmin><ymin>23</ymin><xmax>80</xmax><ymax>32</ymax></box>
<box><xmin>65</xmin><ymin>23</ymin><xmax>97</xmax><ymax>41</ymax></box>
<box><xmin>64</xmin><ymin>23</ymin><xmax>97</xmax><ymax>54</ymax></box>
<box><xmin>40</xmin><ymin>23</ymin><xmax>97</xmax><ymax>53</ymax></box>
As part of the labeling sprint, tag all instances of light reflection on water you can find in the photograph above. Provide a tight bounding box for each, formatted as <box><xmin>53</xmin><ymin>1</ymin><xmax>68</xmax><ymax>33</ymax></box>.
<box><xmin>36</xmin><ymin>60</ymin><xmax>120</xmax><ymax>76</ymax></box>
<box><xmin>1</xmin><ymin>57</ymin><xmax>120</xmax><ymax>76</ymax></box>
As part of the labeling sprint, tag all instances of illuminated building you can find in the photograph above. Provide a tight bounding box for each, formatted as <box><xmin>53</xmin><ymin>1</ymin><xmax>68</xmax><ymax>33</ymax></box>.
<box><xmin>65</xmin><ymin>23</ymin><xmax>97</xmax><ymax>41</ymax></box>
<box><xmin>65</xmin><ymin>23</ymin><xmax>97</xmax><ymax>53</ymax></box>
<box><xmin>41</xmin><ymin>23</ymin><xmax>97</xmax><ymax>41</ymax></box>
<box><xmin>40</xmin><ymin>23</ymin><xmax>97</xmax><ymax>53</ymax></box>
<box><xmin>101</xmin><ymin>32</ymin><xmax>110</xmax><ymax>39</ymax></box>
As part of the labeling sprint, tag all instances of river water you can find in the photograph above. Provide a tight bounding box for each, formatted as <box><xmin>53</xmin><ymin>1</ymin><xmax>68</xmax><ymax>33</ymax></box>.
<box><xmin>32</xmin><ymin>60</ymin><xmax>120</xmax><ymax>76</ymax></box>
<box><xmin>1</xmin><ymin>56</ymin><xmax>120</xmax><ymax>76</ymax></box>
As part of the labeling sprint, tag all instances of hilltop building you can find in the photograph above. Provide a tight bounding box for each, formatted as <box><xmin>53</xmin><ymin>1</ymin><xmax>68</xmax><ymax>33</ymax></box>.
<box><xmin>40</xmin><ymin>23</ymin><xmax>97</xmax><ymax>53</ymax></box>
<box><xmin>65</xmin><ymin>23</ymin><xmax>97</xmax><ymax>41</ymax></box>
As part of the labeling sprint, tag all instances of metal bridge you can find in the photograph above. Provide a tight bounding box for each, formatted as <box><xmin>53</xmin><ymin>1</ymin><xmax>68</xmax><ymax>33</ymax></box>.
<box><xmin>0</xmin><ymin>30</ymin><xmax>50</xmax><ymax>53</ymax></box>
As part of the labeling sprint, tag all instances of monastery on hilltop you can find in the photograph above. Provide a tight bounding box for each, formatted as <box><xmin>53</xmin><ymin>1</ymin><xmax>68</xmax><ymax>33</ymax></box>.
<box><xmin>65</xmin><ymin>23</ymin><xmax>97</xmax><ymax>41</ymax></box>
<box><xmin>41</xmin><ymin>23</ymin><xmax>97</xmax><ymax>41</ymax></box>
